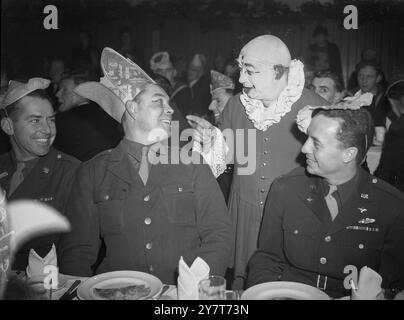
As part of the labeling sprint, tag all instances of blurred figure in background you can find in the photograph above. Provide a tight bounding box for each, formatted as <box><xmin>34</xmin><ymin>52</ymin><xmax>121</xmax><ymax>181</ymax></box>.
<box><xmin>347</xmin><ymin>49</ymin><xmax>387</xmax><ymax>93</ymax></box>
<box><xmin>188</xmin><ymin>53</ymin><xmax>211</xmax><ymax>118</ymax></box>
<box><xmin>209</xmin><ymin>70</ymin><xmax>235</xmax><ymax>203</ymax></box>
<box><xmin>118</xmin><ymin>27</ymin><xmax>146</xmax><ymax>70</ymax></box>
<box><xmin>46</xmin><ymin>57</ymin><xmax>67</xmax><ymax>109</ymax></box>
<box><xmin>71</xmin><ymin>29</ymin><xmax>99</xmax><ymax>80</ymax></box>
<box><xmin>304</xmin><ymin>24</ymin><xmax>343</xmax><ymax>81</ymax></box>
<box><xmin>376</xmin><ymin>79</ymin><xmax>404</xmax><ymax>193</ymax></box>
<box><xmin>0</xmin><ymin>68</ymin><xmax>11</xmax><ymax>154</ymax></box>
<box><xmin>356</xmin><ymin>61</ymin><xmax>389</xmax><ymax>145</ymax></box>
<box><xmin>310</xmin><ymin>71</ymin><xmax>345</xmax><ymax>104</ymax></box>
<box><xmin>150</xmin><ymin>51</ymin><xmax>192</xmax><ymax>118</ymax></box>
<box><xmin>53</xmin><ymin>70</ymin><xmax>123</xmax><ymax>161</ymax></box>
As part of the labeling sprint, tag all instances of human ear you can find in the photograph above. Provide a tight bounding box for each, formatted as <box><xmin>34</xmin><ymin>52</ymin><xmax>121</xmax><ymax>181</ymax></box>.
<box><xmin>1</xmin><ymin>118</ymin><xmax>14</xmax><ymax>136</ymax></box>
<box><xmin>125</xmin><ymin>100</ymin><xmax>138</xmax><ymax>120</ymax></box>
<box><xmin>343</xmin><ymin>147</ymin><xmax>358</xmax><ymax>163</ymax></box>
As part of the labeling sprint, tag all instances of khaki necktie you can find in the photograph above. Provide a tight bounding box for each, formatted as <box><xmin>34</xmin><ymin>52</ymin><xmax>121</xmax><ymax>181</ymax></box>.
<box><xmin>139</xmin><ymin>146</ymin><xmax>149</xmax><ymax>185</ymax></box>
<box><xmin>325</xmin><ymin>185</ymin><xmax>339</xmax><ymax>221</ymax></box>
<box><xmin>9</xmin><ymin>162</ymin><xmax>26</xmax><ymax>196</ymax></box>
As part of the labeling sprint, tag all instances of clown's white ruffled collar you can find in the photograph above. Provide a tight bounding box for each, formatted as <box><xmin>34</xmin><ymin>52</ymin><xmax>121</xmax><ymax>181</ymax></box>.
<box><xmin>240</xmin><ymin>59</ymin><xmax>305</xmax><ymax>131</ymax></box>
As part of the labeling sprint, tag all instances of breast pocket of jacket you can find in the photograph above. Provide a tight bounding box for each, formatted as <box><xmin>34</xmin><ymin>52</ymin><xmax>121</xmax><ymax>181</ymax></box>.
<box><xmin>282</xmin><ymin>219</ymin><xmax>319</xmax><ymax>266</ymax></box>
<box><xmin>161</xmin><ymin>183</ymin><xmax>195</xmax><ymax>225</ymax></box>
<box><xmin>94</xmin><ymin>188</ymin><xmax>127</xmax><ymax>235</ymax></box>
<box><xmin>338</xmin><ymin>231</ymin><xmax>383</xmax><ymax>266</ymax></box>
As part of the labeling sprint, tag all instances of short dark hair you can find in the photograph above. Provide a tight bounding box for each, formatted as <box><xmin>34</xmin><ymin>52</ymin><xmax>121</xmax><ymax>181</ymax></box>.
<box><xmin>0</xmin><ymin>89</ymin><xmax>53</xmax><ymax>120</ymax></box>
<box><xmin>356</xmin><ymin>61</ymin><xmax>383</xmax><ymax>76</ymax></box>
<box><xmin>313</xmin><ymin>70</ymin><xmax>344</xmax><ymax>92</ymax></box>
<box><xmin>151</xmin><ymin>73</ymin><xmax>173</xmax><ymax>96</ymax></box>
<box><xmin>313</xmin><ymin>108</ymin><xmax>374</xmax><ymax>164</ymax></box>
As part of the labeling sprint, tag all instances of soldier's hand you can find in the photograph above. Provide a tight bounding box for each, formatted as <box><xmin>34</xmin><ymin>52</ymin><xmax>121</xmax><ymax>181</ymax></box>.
<box><xmin>186</xmin><ymin>115</ymin><xmax>215</xmax><ymax>148</ymax></box>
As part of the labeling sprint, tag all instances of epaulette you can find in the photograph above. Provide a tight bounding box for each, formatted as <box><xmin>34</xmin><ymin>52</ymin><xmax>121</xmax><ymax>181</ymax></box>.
<box><xmin>88</xmin><ymin>148</ymin><xmax>114</xmax><ymax>161</ymax></box>
<box><xmin>370</xmin><ymin>176</ymin><xmax>404</xmax><ymax>202</ymax></box>
<box><xmin>54</xmin><ymin>151</ymin><xmax>80</xmax><ymax>165</ymax></box>
<box><xmin>277</xmin><ymin>166</ymin><xmax>307</xmax><ymax>180</ymax></box>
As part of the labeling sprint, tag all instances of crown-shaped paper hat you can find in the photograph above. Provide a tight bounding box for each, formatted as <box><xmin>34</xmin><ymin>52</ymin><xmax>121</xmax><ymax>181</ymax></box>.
<box><xmin>1</xmin><ymin>78</ymin><xmax>50</xmax><ymax>109</ymax></box>
<box><xmin>210</xmin><ymin>70</ymin><xmax>235</xmax><ymax>93</ymax></box>
<box><xmin>74</xmin><ymin>47</ymin><xmax>156</xmax><ymax>123</ymax></box>
<box><xmin>150</xmin><ymin>51</ymin><xmax>173</xmax><ymax>72</ymax></box>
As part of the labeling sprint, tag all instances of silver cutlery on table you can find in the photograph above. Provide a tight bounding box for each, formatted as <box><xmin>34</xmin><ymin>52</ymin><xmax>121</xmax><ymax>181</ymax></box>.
<box><xmin>59</xmin><ymin>280</ymin><xmax>82</xmax><ymax>300</ymax></box>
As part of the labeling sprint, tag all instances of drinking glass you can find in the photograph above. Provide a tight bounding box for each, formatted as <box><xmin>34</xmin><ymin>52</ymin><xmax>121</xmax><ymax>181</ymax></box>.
<box><xmin>198</xmin><ymin>275</ymin><xmax>226</xmax><ymax>300</ymax></box>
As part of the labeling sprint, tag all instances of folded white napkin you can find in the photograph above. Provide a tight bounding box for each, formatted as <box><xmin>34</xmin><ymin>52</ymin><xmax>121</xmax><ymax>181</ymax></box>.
<box><xmin>177</xmin><ymin>256</ymin><xmax>210</xmax><ymax>300</ymax></box>
<box><xmin>26</xmin><ymin>243</ymin><xmax>57</xmax><ymax>280</ymax></box>
<box><xmin>351</xmin><ymin>266</ymin><xmax>382</xmax><ymax>300</ymax></box>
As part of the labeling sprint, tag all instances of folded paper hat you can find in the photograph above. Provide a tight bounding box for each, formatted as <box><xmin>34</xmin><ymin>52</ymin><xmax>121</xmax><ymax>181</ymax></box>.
<box><xmin>351</xmin><ymin>266</ymin><xmax>382</xmax><ymax>300</ymax></box>
<box><xmin>101</xmin><ymin>47</ymin><xmax>155</xmax><ymax>103</ymax></box>
<box><xmin>177</xmin><ymin>256</ymin><xmax>210</xmax><ymax>300</ymax></box>
<box><xmin>1</xmin><ymin>78</ymin><xmax>50</xmax><ymax>109</ymax></box>
<box><xmin>296</xmin><ymin>91</ymin><xmax>374</xmax><ymax>134</ymax></box>
<box><xmin>210</xmin><ymin>70</ymin><xmax>235</xmax><ymax>93</ymax></box>
<box><xmin>74</xmin><ymin>47</ymin><xmax>156</xmax><ymax>123</ymax></box>
<box><xmin>150</xmin><ymin>51</ymin><xmax>173</xmax><ymax>72</ymax></box>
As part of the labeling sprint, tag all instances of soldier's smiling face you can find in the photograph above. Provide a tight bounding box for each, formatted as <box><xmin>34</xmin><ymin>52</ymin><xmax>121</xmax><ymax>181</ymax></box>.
<box><xmin>301</xmin><ymin>114</ymin><xmax>346</xmax><ymax>179</ymax></box>
<box><xmin>4</xmin><ymin>96</ymin><xmax>56</xmax><ymax>161</ymax></box>
<box><xmin>134</xmin><ymin>83</ymin><xmax>173</xmax><ymax>144</ymax></box>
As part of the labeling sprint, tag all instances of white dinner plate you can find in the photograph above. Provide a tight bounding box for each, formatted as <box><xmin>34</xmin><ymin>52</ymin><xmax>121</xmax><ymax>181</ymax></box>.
<box><xmin>77</xmin><ymin>270</ymin><xmax>163</xmax><ymax>300</ymax></box>
<box><xmin>241</xmin><ymin>281</ymin><xmax>330</xmax><ymax>300</ymax></box>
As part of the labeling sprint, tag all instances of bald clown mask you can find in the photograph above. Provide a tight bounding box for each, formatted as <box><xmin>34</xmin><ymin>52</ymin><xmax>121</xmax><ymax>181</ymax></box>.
<box><xmin>237</xmin><ymin>35</ymin><xmax>291</xmax><ymax>103</ymax></box>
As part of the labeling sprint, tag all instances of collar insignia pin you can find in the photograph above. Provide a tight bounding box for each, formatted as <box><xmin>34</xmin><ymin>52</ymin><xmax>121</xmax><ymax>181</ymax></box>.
<box><xmin>360</xmin><ymin>193</ymin><xmax>369</xmax><ymax>199</ymax></box>
<box><xmin>307</xmin><ymin>197</ymin><xmax>313</xmax><ymax>202</ymax></box>
<box><xmin>358</xmin><ymin>207</ymin><xmax>367</xmax><ymax>214</ymax></box>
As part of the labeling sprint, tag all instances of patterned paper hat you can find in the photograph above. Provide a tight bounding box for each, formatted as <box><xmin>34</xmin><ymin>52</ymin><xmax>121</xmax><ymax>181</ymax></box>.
<box><xmin>296</xmin><ymin>91</ymin><xmax>374</xmax><ymax>134</ymax></box>
<box><xmin>150</xmin><ymin>51</ymin><xmax>173</xmax><ymax>72</ymax></box>
<box><xmin>75</xmin><ymin>47</ymin><xmax>156</xmax><ymax>123</ymax></box>
<box><xmin>210</xmin><ymin>70</ymin><xmax>235</xmax><ymax>93</ymax></box>
<box><xmin>100</xmin><ymin>47</ymin><xmax>155</xmax><ymax>104</ymax></box>
<box><xmin>1</xmin><ymin>78</ymin><xmax>50</xmax><ymax>109</ymax></box>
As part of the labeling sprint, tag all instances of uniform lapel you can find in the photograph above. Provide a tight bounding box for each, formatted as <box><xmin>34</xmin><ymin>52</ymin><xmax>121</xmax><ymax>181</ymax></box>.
<box><xmin>9</xmin><ymin>149</ymin><xmax>55</xmax><ymax>201</ymax></box>
<box><xmin>107</xmin><ymin>142</ymin><xmax>139</xmax><ymax>186</ymax></box>
<box><xmin>296</xmin><ymin>175</ymin><xmax>329</xmax><ymax>223</ymax></box>
<box><xmin>328</xmin><ymin>169</ymin><xmax>375</xmax><ymax>235</ymax></box>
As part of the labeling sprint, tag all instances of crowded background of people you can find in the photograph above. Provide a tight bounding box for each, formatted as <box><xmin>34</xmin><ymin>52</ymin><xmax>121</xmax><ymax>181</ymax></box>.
<box><xmin>1</xmin><ymin>0</ymin><xmax>404</xmax><ymax>300</ymax></box>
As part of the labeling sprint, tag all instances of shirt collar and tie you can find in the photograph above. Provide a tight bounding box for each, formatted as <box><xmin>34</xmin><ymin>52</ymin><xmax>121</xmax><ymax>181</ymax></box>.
<box><xmin>8</xmin><ymin>155</ymin><xmax>40</xmax><ymax>196</ymax></box>
<box><xmin>322</xmin><ymin>172</ymin><xmax>360</xmax><ymax>221</ymax></box>
<box><xmin>121</xmin><ymin>138</ymin><xmax>170</xmax><ymax>185</ymax></box>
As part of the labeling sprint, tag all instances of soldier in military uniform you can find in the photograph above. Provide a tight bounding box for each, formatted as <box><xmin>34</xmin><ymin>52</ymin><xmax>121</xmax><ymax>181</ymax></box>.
<box><xmin>0</xmin><ymin>78</ymin><xmax>80</xmax><ymax>271</ymax></box>
<box><xmin>246</xmin><ymin>108</ymin><xmax>404</xmax><ymax>298</ymax></box>
<box><xmin>58</xmin><ymin>48</ymin><xmax>233</xmax><ymax>285</ymax></box>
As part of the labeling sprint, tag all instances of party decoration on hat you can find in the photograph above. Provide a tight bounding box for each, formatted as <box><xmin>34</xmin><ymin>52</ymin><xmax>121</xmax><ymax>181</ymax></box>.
<box><xmin>1</xmin><ymin>78</ymin><xmax>50</xmax><ymax>109</ymax></box>
<box><xmin>210</xmin><ymin>70</ymin><xmax>235</xmax><ymax>93</ymax></box>
<box><xmin>74</xmin><ymin>82</ymin><xmax>126</xmax><ymax>123</ymax></box>
<box><xmin>100</xmin><ymin>47</ymin><xmax>155</xmax><ymax>104</ymax></box>
<box><xmin>150</xmin><ymin>51</ymin><xmax>173</xmax><ymax>72</ymax></box>
<box><xmin>296</xmin><ymin>91</ymin><xmax>373</xmax><ymax>134</ymax></box>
